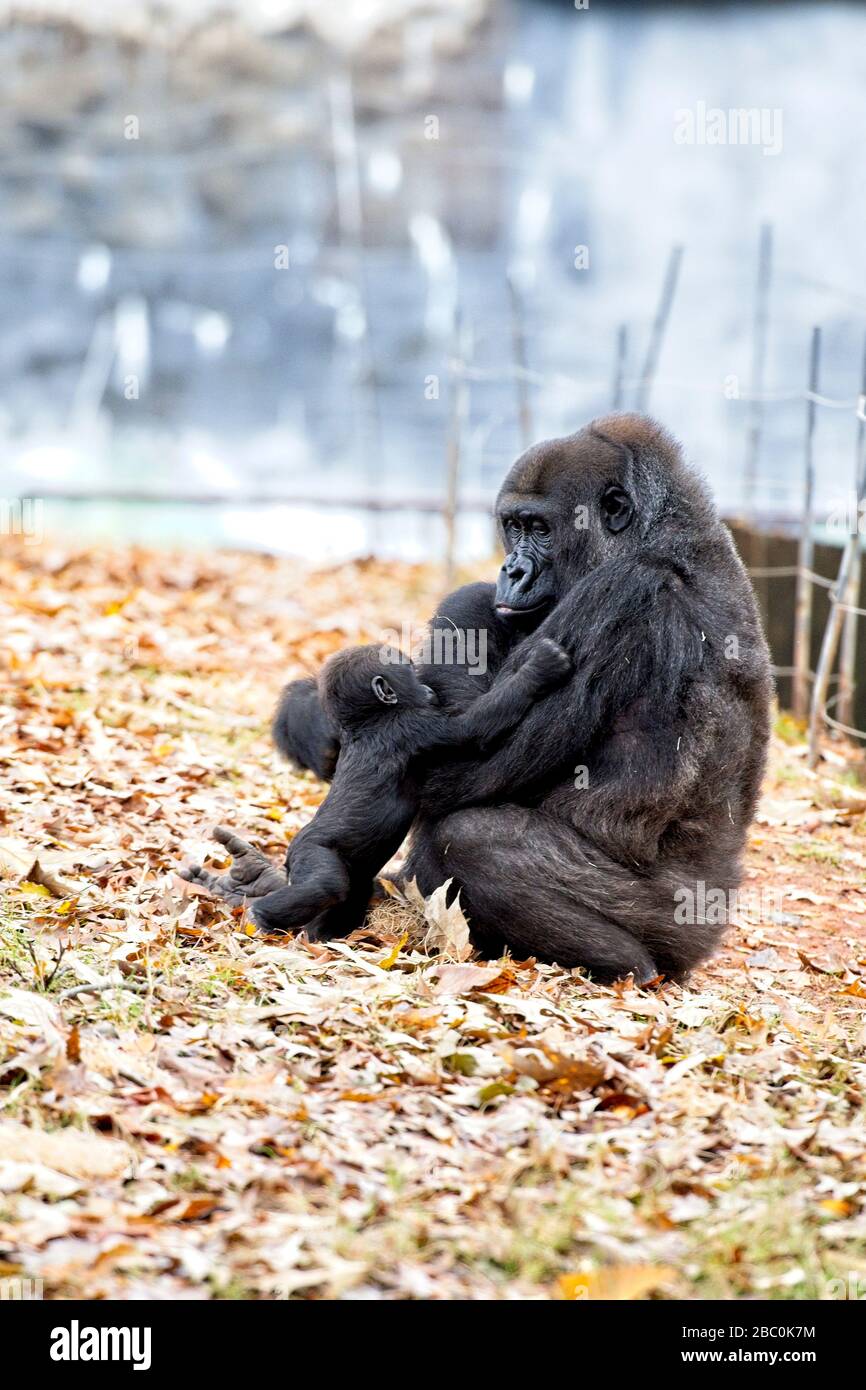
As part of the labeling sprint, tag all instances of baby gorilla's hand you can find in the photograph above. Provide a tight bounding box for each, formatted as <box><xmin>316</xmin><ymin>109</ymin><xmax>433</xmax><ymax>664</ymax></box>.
<box><xmin>522</xmin><ymin>637</ymin><xmax>573</xmax><ymax>690</ymax></box>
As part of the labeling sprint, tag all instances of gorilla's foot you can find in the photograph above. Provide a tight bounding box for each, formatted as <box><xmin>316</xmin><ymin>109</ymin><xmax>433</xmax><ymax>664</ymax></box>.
<box><xmin>180</xmin><ymin>825</ymin><xmax>287</xmax><ymax>906</ymax></box>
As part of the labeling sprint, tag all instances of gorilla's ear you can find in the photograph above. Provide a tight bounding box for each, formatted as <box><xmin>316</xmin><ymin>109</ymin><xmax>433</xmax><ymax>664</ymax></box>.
<box><xmin>600</xmin><ymin>484</ymin><xmax>634</xmax><ymax>534</ymax></box>
<box><xmin>371</xmin><ymin>675</ymin><xmax>399</xmax><ymax>705</ymax></box>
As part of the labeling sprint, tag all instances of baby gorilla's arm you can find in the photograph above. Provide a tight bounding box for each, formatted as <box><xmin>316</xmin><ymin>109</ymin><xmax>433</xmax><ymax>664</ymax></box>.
<box><xmin>438</xmin><ymin>637</ymin><xmax>572</xmax><ymax>748</ymax></box>
<box><xmin>180</xmin><ymin>826</ymin><xmax>287</xmax><ymax>905</ymax></box>
<box><xmin>251</xmin><ymin>842</ymin><xmax>351</xmax><ymax>932</ymax></box>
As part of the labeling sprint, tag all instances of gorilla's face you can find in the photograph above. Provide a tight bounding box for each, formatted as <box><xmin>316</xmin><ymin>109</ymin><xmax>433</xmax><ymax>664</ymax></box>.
<box><xmin>493</xmin><ymin>415</ymin><xmax>711</xmax><ymax>623</ymax></box>
<box><xmin>494</xmin><ymin>423</ymin><xmax>646</xmax><ymax>621</ymax></box>
<box><xmin>493</xmin><ymin>503</ymin><xmax>558</xmax><ymax>618</ymax></box>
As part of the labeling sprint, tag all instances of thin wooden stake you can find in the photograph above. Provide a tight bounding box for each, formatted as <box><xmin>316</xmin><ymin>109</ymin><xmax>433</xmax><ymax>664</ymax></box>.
<box><xmin>809</xmin><ymin>546</ymin><xmax>856</xmax><ymax>767</ymax></box>
<box><xmin>838</xmin><ymin>549</ymin><xmax>862</xmax><ymax>733</ymax></box>
<box><xmin>611</xmin><ymin>324</ymin><xmax>628</xmax><ymax>411</ymax></box>
<box><xmin>635</xmin><ymin>245</ymin><xmax>683</xmax><ymax>413</ymax></box>
<box><xmin>507</xmin><ymin>271</ymin><xmax>532</xmax><ymax>451</ymax></box>
<box><xmin>743</xmin><ymin>223</ymin><xmax>773</xmax><ymax>618</ymax></box>
<box><xmin>809</xmin><ymin>345</ymin><xmax>866</xmax><ymax>767</ymax></box>
<box><xmin>792</xmin><ymin>326</ymin><xmax>821</xmax><ymax>720</ymax></box>
<box><xmin>328</xmin><ymin>70</ymin><xmax>383</xmax><ymax>545</ymax></box>
<box><xmin>444</xmin><ymin>314</ymin><xmax>471</xmax><ymax>589</ymax></box>
<box><xmin>837</xmin><ymin>333</ymin><xmax>866</xmax><ymax>728</ymax></box>
<box><xmin>744</xmin><ymin>223</ymin><xmax>773</xmax><ymax>511</ymax></box>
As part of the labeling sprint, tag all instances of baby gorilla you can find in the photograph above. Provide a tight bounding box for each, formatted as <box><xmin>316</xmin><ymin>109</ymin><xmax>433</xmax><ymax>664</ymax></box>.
<box><xmin>239</xmin><ymin>637</ymin><xmax>571</xmax><ymax>939</ymax></box>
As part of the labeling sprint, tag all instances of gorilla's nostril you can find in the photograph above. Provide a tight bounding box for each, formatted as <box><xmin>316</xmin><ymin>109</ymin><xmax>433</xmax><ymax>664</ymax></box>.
<box><xmin>509</xmin><ymin>566</ymin><xmax>535</xmax><ymax>594</ymax></box>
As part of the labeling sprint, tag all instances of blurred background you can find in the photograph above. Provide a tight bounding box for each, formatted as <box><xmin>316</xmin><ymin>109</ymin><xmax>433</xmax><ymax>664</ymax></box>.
<box><xmin>0</xmin><ymin>0</ymin><xmax>864</xmax><ymax>569</ymax></box>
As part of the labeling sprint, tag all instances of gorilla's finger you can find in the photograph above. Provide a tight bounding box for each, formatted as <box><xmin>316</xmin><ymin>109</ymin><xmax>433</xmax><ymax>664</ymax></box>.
<box><xmin>212</xmin><ymin>826</ymin><xmax>257</xmax><ymax>856</ymax></box>
<box><xmin>180</xmin><ymin>864</ymin><xmax>229</xmax><ymax>893</ymax></box>
<box><xmin>184</xmin><ymin>861</ymin><xmax>246</xmax><ymax>906</ymax></box>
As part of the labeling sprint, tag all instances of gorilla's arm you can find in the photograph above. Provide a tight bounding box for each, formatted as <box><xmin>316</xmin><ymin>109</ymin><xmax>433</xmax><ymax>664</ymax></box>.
<box><xmin>428</xmin><ymin>638</ymin><xmax>572</xmax><ymax>749</ymax></box>
<box><xmin>418</xmin><ymin>557</ymin><xmax>709</xmax><ymax>815</ymax></box>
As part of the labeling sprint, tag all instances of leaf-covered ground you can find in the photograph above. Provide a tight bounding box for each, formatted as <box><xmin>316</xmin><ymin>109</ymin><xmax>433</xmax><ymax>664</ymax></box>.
<box><xmin>1</xmin><ymin>539</ymin><xmax>866</xmax><ymax>1302</ymax></box>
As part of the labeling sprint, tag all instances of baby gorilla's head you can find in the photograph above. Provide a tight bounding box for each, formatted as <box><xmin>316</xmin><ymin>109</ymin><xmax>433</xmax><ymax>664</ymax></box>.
<box><xmin>319</xmin><ymin>644</ymin><xmax>437</xmax><ymax>731</ymax></box>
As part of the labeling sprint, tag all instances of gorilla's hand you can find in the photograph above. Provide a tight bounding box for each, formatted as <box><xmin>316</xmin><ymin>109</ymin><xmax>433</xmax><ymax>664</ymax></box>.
<box><xmin>520</xmin><ymin>636</ymin><xmax>573</xmax><ymax>686</ymax></box>
<box><xmin>180</xmin><ymin>826</ymin><xmax>287</xmax><ymax>906</ymax></box>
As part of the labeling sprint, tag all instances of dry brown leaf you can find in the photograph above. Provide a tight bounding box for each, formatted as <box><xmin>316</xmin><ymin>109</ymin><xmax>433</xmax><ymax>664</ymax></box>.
<box><xmin>0</xmin><ymin>1121</ymin><xmax>131</xmax><ymax>1180</ymax></box>
<box><xmin>431</xmin><ymin>963</ymin><xmax>504</xmax><ymax>996</ymax></box>
<box><xmin>506</xmin><ymin>1042</ymin><xmax>606</xmax><ymax>1094</ymax></box>
<box><xmin>65</xmin><ymin>1025</ymin><xmax>82</xmax><ymax>1064</ymax></box>
<box><xmin>0</xmin><ymin>987</ymin><xmax>64</xmax><ymax>1042</ymax></box>
<box><xmin>28</xmin><ymin>858</ymin><xmax>78</xmax><ymax>898</ymax></box>
<box><xmin>420</xmin><ymin>879</ymin><xmax>472</xmax><ymax>961</ymax></box>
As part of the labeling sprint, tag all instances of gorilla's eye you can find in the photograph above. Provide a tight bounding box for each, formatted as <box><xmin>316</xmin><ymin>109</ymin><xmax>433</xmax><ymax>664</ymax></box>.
<box><xmin>600</xmin><ymin>485</ymin><xmax>633</xmax><ymax>534</ymax></box>
<box><xmin>531</xmin><ymin>518</ymin><xmax>550</xmax><ymax>537</ymax></box>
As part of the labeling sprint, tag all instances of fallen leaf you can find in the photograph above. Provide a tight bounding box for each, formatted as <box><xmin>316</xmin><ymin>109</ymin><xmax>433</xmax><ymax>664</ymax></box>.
<box><xmin>506</xmin><ymin>1043</ymin><xmax>606</xmax><ymax>1094</ymax></box>
<box><xmin>558</xmin><ymin>1265</ymin><xmax>677</xmax><ymax>1300</ymax></box>
<box><xmin>0</xmin><ymin>988</ymin><xmax>63</xmax><ymax>1042</ymax></box>
<box><xmin>66</xmin><ymin>1025</ymin><xmax>81</xmax><ymax>1064</ymax></box>
<box><xmin>431</xmin><ymin>963</ymin><xmax>503</xmax><ymax>996</ymax></box>
<box><xmin>420</xmin><ymin>879</ymin><xmax>471</xmax><ymax>961</ymax></box>
<box><xmin>819</xmin><ymin>1198</ymin><xmax>852</xmax><ymax>1217</ymax></box>
<box><xmin>0</xmin><ymin>1121</ymin><xmax>131</xmax><ymax>1180</ymax></box>
<box><xmin>378</xmin><ymin>932</ymin><xmax>408</xmax><ymax>970</ymax></box>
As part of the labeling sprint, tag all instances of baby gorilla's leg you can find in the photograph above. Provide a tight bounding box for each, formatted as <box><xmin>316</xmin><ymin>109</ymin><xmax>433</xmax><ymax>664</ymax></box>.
<box><xmin>252</xmin><ymin>844</ymin><xmax>351</xmax><ymax>932</ymax></box>
<box><xmin>180</xmin><ymin>826</ymin><xmax>287</xmax><ymax>905</ymax></box>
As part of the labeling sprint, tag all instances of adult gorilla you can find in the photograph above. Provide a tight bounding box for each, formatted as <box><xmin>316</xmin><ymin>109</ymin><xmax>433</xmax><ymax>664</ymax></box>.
<box><xmin>190</xmin><ymin>415</ymin><xmax>772</xmax><ymax>983</ymax></box>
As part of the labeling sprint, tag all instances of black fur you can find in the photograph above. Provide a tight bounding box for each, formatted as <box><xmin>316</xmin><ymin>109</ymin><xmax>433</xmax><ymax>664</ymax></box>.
<box><xmin>401</xmin><ymin>414</ymin><xmax>773</xmax><ymax>982</ymax></box>
<box><xmin>269</xmin><ymin>415</ymin><xmax>772</xmax><ymax>983</ymax></box>
<box><xmin>251</xmin><ymin>635</ymin><xmax>572</xmax><ymax>937</ymax></box>
<box><xmin>272</xmin><ymin>676</ymin><xmax>340</xmax><ymax>782</ymax></box>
